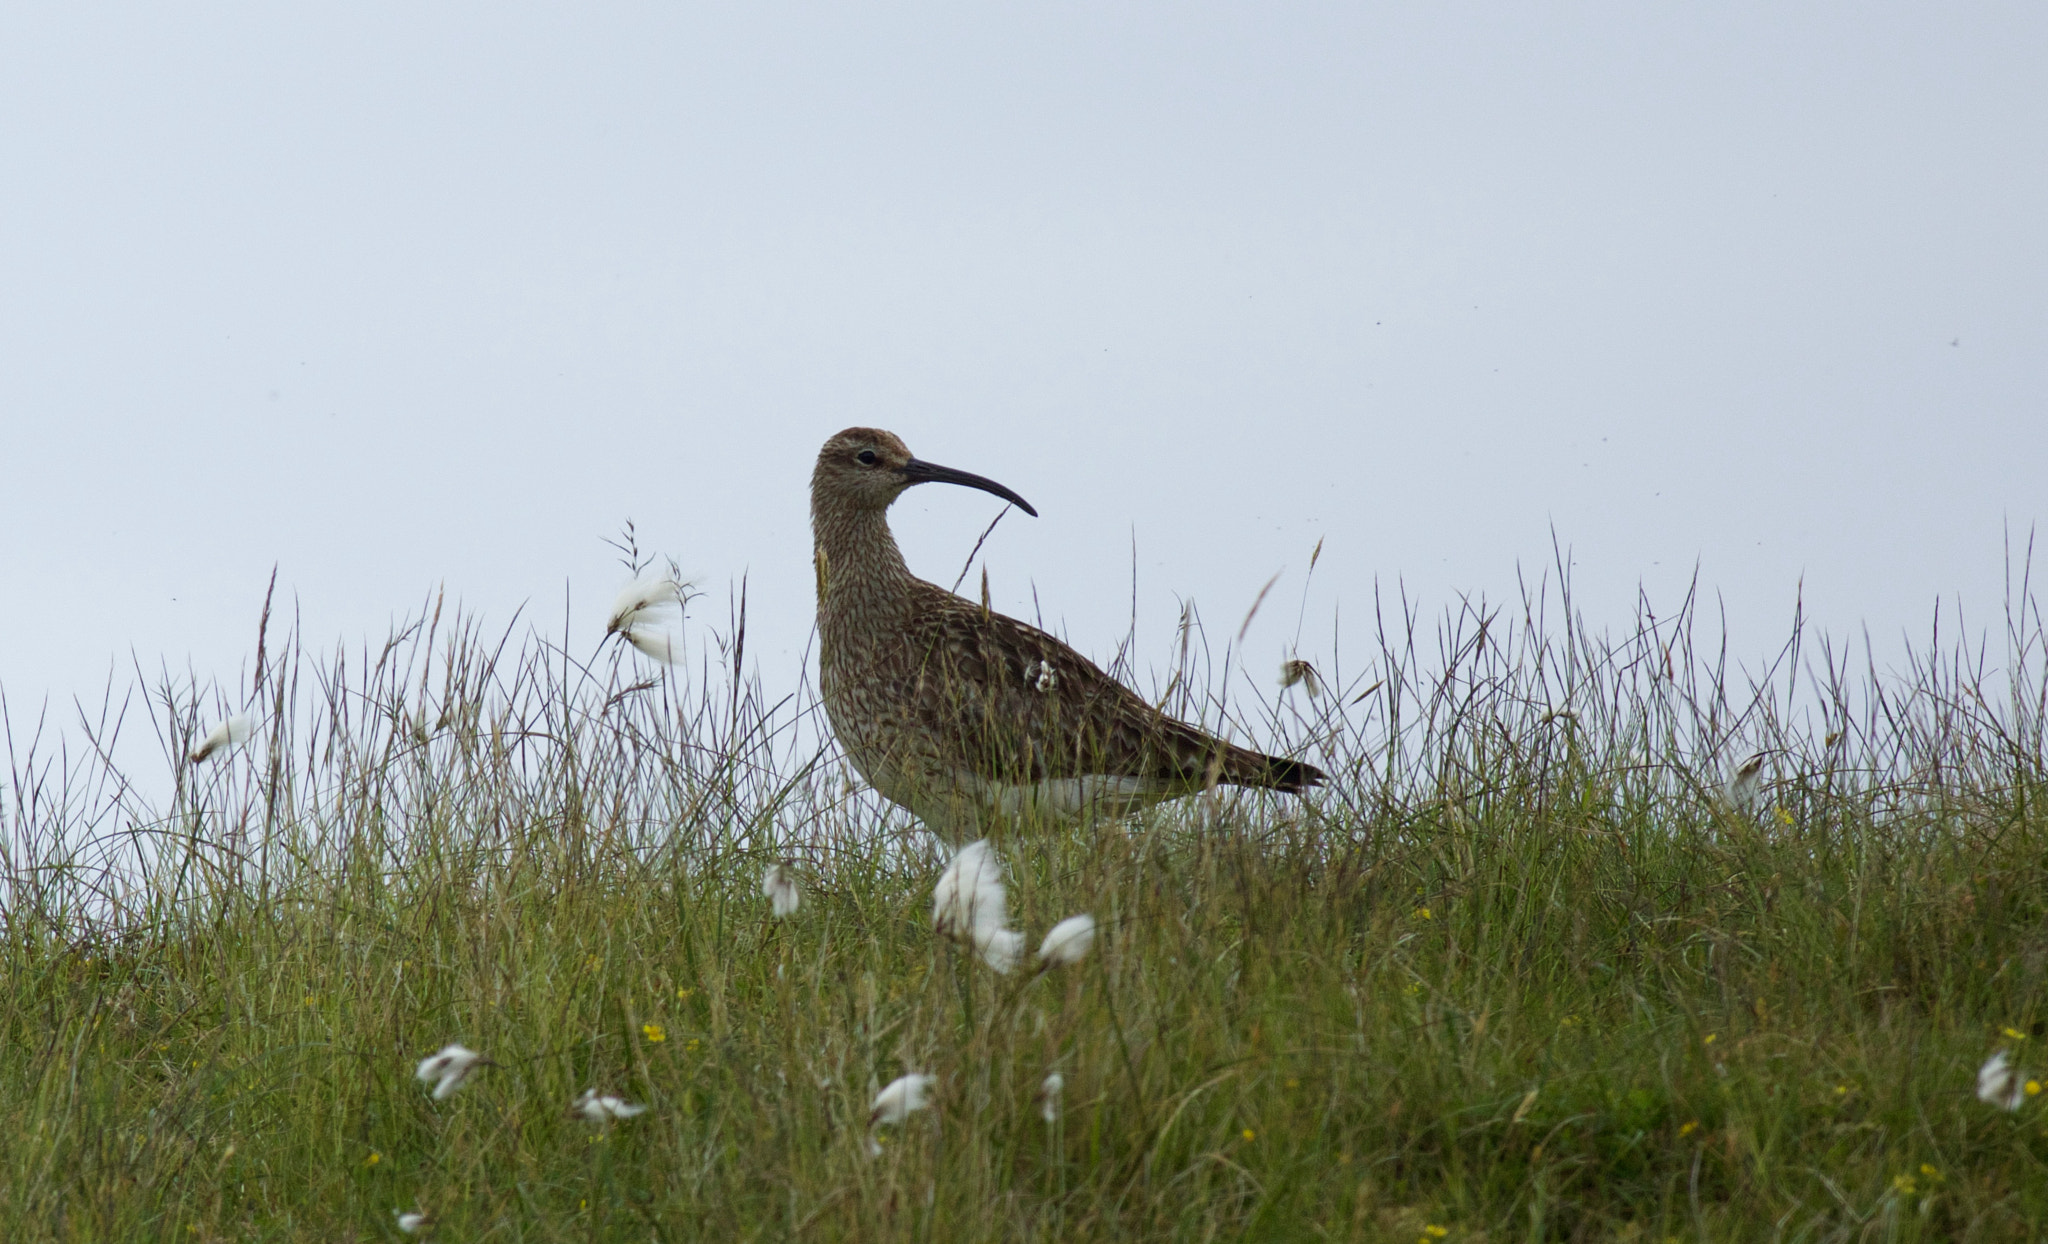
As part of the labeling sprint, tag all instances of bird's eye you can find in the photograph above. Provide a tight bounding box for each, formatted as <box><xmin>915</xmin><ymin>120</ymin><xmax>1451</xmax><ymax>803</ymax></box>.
<box><xmin>856</xmin><ymin>449</ymin><xmax>879</xmax><ymax>466</ymax></box>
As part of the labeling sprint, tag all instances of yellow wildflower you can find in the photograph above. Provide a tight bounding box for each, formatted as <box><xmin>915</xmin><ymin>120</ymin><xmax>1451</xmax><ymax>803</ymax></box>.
<box><xmin>1241</xmin><ymin>1128</ymin><xmax>1255</xmax><ymax>1142</ymax></box>
<box><xmin>1703</xmin><ymin>1033</ymin><xmax>1717</xmax><ymax>1046</ymax></box>
<box><xmin>642</xmin><ymin>1023</ymin><xmax>666</xmax><ymax>1043</ymax></box>
<box><xmin>1892</xmin><ymin>1174</ymin><xmax>1917</xmax><ymax>1195</ymax></box>
<box><xmin>363</xmin><ymin>1151</ymin><xmax>381</xmax><ymax>1167</ymax></box>
<box><xmin>1412</xmin><ymin>907</ymin><xmax>1433</xmax><ymax>920</ymax></box>
<box><xmin>1678</xmin><ymin>1121</ymin><xmax>1698</xmax><ymax>1137</ymax></box>
<box><xmin>2004</xmin><ymin>1027</ymin><xmax>2029</xmax><ymax>1041</ymax></box>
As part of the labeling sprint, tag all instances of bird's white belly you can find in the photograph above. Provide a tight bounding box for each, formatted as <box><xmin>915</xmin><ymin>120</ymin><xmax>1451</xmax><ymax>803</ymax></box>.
<box><xmin>966</xmin><ymin>773</ymin><xmax>1159</xmax><ymax>818</ymax></box>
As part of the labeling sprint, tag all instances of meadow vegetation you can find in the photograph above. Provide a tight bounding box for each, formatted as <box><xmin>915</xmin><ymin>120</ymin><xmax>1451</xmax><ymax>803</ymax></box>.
<box><xmin>3</xmin><ymin>559</ymin><xmax>2046</xmax><ymax>1242</ymax></box>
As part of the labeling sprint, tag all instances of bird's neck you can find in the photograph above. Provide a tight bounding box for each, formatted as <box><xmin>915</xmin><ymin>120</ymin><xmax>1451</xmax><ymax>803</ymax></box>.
<box><xmin>812</xmin><ymin>501</ymin><xmax>917</xmax><ymax>627</ymax></box>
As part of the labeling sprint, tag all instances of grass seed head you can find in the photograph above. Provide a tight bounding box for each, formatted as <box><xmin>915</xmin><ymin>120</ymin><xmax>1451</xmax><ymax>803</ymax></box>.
<box><xmin>605</xmin><ymin>575</ymin><xmax>690</xmax><ymax>635</ymax></box>
<box><xmin>761</xmin><ymin>863</ymin><xmax>801</xmax><ymax>918</ymax></box>
<box><xmin>1978</xmin><ymin>1050</ymin><xmax>2027</xmax><ymax>1111</ymax></box>
<box><xmin>1037</xmin><ymin>914</ymin><xmax>1097</xmax><ymax>970</ymax></box>
<box><xmin>414</xmin><ymin>1044</ymin><xmax>486</xmax><ymax>1100</ymax></box>
<box><xmin>976</xmin><ymin>928</ymin><xmax>1024</xmax><ymax>973</ymax></box>
<box><xmin>933</xmin><ymin>840</ymin><xmax>1020</xmax><ymax>973</ymax></box>
<box><xmin>1725</xmin><ymin>750</ymin><xmax>1766</xmax><ymax>807</ymax></box>
<box><xmin>623</xmin><ymin>625</ymin><xmax>683</xmax><ymax>664</ymax></box>
<box><xmin>932</xmin><ymin>840</ymin><xmax>1002</xmax><ymax>938</ymax></box>
<box><xmin>572</xmin><ymin>1089</ymin><xmax>648</xmax><ymax>1123</ymax></box>
<box><xmin>1037</xmin><ymin>1071</ymin><xmax>1064</xmax><ymax>1123</ymax></box>
<box><xmin>189</xmin><ymin>713</ymin><xmax>257</xmax><ymax>764</ymax></box>
<box><xmin>1279</xmin><ymin>658</ymin><xmax>1322</xmax><ymax>698</ymax></box>
<box><xmin>870</xmin><ymin>1073</ymin><xmax>936</xmax><ymax>1127</ymax></box>
<box><xmin>1027</xmin><ymin>658</ymin><xmax>1059</xmax><ymax>692</ymax></box>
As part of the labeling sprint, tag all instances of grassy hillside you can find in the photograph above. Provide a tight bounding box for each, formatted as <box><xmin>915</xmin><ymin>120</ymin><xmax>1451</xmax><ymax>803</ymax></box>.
<box><xmin>3</xmin><ymin>577</ymin><xmax>2046</xmax><ymax>1241</ymax></box>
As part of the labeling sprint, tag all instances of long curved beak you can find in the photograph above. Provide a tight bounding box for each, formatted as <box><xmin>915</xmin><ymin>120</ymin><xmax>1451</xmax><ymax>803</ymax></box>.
<box><xmin>899</xmin><ymin>458</ymin><xmax>1039</xmax><ymax>517</ymax></box>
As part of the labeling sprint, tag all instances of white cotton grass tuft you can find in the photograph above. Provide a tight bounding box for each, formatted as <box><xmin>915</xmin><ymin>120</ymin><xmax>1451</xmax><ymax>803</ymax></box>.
<box><xmin>1977</xmin><ymin>1050</ymin><xmax>2029</xmax><ymax>1111</ymax></box>
<box><xmin>573</xmin><ymin>1088</ymin><xmax>649</xmax><ymax>1123</ymax></box>
<box><xmin>932</xmin><ymin>840</ymin><xmax>1023</xmax><ymax>973</ymax></box>
<box><xmin>1027</xmin><ymin>659</ymin><xmax>1058</xmax><ymax>692</ymax></box>
<box><xmin>976</xmin><ymin>928</ymin><xmax>1025</xmax><ymax>973</ymax></box>
<box><xmin>606</xmin><ymin>574</ymin><xmax>690</xmax><ymax>634</ymax></box>
<box><xmin>869</xmin><ymin>1072</ymin><xmax>936</xmax><ymax>1127</ymax></box>
<box><xmin>1036</xmin><ymin>1071</ymin><xmax>1064</xmax><ymax>1123</ymax></box>
<box><xmin>1724</xmin><ymin>751</ymin><xmax>1766</xmax><ymax>808</ymax></box>
<box><xmin>189</xmin><ymin>712</ymin><xmax>257</xmax><ymax>763</ymax></box>
<box><xmin>761</xmin><ymin>863</ymin><xmax>801</xmax><ymax>918</ymax></box>
<box><xmin>414</xmin><ymin>1043</ymin><xmax>487</xmax><ymax>1100</ymax></box>
<box><xmin>607</xmin><ymin>572</ymin><xmax>693</xmax><ymax>665</ymax></box>
<box><xmin>1279</xmin><ymin>658</ymin><xmax>1322</xmax><ymax>698</ymax></box>
<box><xmin>623</xmin><ymin>625</ymin><xmax>683</xmax><ymax>665</ymax></box>
<box><xmin>931</xmin><ymin>840</ymin><xmax>1002</xmax><ymax>940</ymax></box>
<box><xmin>1036</xmin><ymin>914</ymin><xmax>1097</xmax><ymax>971</ymax></box>
<box><xmin>394</xmin><ymin>1209</ymin><xmax>429</xmax><ymax>1234</ymax></box>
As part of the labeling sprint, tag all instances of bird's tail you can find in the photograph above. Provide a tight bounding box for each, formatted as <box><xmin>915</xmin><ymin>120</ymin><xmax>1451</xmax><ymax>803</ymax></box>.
<box><xmin>1167</xmin><ymin>723</ymin><xmax>1326</xmax><ymax>793</ymax></box>
<box><xmin>1242</xmin><ymin>752</ymin><xmax>1326</xmax><ymax>793</ymax></box>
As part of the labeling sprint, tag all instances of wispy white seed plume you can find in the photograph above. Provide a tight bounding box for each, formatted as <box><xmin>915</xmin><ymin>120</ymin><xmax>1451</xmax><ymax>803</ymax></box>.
<box><xmin>1725</xmin><ymin>751</ymin><xmax>1765</xmax><ymax>807</ymax></box>
<box><xmin>932</xmin><ymin>840</ymin><xmax>1022</xmax><ymax>972</ymax></box>
<box><xmin>933</xmin><ymin>840</ymin><xmax>1007</xmax><ymax>939</ymax></box>
<box><xmin>1037</xmin><ymin>1071</ymin><xmax>1064</xmax><ymax>1123</ymax></box>
<box><xmin>976</xmin><ymin>928</ymin><xmax>1024</xmax><ymax>973</ymax></box>
<box><xmin>606</xmin><ymin>575</ymin><xmax>690</xmax><ymax>635</ymax></box>
<box><xmin>1037</xmin><ymin>914</ymin><xmax>1097</xmax><ymax>970</ymax></box>
<box><xmin>189</xmin><ymin>712</ymin><xmax>257</xmax><ymax>763</ymax></box>
<box><xmin>573</xmin><ymin>1088</ymin><xmax>649</xmax><ymax>1123</ymax></box>
<box><xmin>1977</xmin><ymin>1050</ymin><xmax>2028</xmax><ymax>1111</ymax></box>
<box><xmin>870</xmin><ymin>1073</ymin><xmax>936</xmax><ymax>1127</ymax></box>
<box><xmin>1027</xmin><ymin>659</ymin><xmax>1058</xmax><ymax>692</ymax></box>
<box><xmin>414</xmin><ymin>1043</ymin><xmax>486</xmax><ymax>1100</ymax></box>
<box><xmin>1279</xmin><ymin>658</ymin><xmax>1322</xmax><ymax>698</ymax></box>
<box><xmin>761</xmin><ymin>864</ymin><xmax>801</xmax><ymax>918</ymax></box>
<box><xmin>394</xmin><ymin>1210</ymin><xmax>429</xmax><ymax>1234</ymax></box>
<box><xmin>623</xmin><ymin>624</ymin><xmax>683</xmax><ymax>664</ymax></box>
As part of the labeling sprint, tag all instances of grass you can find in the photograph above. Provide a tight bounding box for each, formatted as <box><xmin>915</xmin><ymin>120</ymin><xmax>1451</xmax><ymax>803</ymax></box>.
<box><xmin>3</xmin><ymin>558</ymin><xmax>2047</xmax><ymax>1242</ymax></box>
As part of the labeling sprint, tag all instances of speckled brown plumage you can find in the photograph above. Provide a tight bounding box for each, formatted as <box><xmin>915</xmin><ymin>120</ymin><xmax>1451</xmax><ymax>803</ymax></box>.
<box><xmin>813</xmin><ymin>427</ymin><xmax>1324</xmax><ymax>838</ymax></box>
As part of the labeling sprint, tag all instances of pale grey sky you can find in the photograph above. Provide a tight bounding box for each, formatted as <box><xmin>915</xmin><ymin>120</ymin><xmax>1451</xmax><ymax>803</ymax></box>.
<box><xmin>4</xmin><ymin>3</ymin><xmax>2044</xmax><ymax>742</ymax></box>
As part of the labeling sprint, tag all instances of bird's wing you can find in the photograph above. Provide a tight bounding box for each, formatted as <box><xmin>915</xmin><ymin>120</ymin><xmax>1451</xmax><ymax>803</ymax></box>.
<box><xmin>899</xmin><ymin>581</ymin><xmax>1233</xmax><ymax>787</ymax></box>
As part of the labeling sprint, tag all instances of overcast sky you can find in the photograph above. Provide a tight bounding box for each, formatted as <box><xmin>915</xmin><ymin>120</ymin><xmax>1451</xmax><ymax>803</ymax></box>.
<box><xmin>3</xmin><ymin>3</ymin><xmax>2044</xmax><ymax>751</ymax></box>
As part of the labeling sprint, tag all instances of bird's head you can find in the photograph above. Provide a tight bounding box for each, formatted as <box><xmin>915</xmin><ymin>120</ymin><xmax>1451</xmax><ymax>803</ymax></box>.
<box><xmin>811</xmin><ymin>427</ymin><xmax>1038</xmax><ymax>518</ymax></box>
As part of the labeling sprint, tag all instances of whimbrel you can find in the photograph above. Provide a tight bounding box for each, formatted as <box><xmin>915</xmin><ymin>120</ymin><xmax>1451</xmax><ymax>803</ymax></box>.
<box><xmin>812</xmin><ymin>427</ymin><xmax>1324</xmax><ymax>838</ymax></box>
